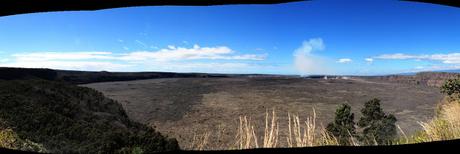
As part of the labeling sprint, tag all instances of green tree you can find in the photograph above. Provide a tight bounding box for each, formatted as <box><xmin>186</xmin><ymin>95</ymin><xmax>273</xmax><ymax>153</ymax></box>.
<box><xmin>441</xmin><ymin>77</ymin><xmax>460</xmax><ymax>100</ymax></box>
<box><xmin>326</xmin><ymin>103</ymin><xmax>356</xmax><ymax>145</ymax></box>
<box><xmin>357</xmin><ymin>98</ymin><xmax>397</xmax><ymax>145</ymax></box>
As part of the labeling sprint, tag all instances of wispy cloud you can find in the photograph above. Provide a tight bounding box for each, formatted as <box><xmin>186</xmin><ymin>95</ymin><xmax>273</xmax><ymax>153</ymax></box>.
<box><xmin>374</xmin><ymin>53</ymin><xmax>460</xmax><ymax>64</ymax></box>
<box><xmin>135</xmin><ymin>40</ymin><xmax>148</xmax><ymax>48</ymax></box>
<box><xmin>255</xmin><ymin>48</ymin><xmax>265</xmax><ymax>51</ymax></box>
<box><xmin>337</xmin><ymin>58</ymin><xmax>352</xmax><ymax>63</ymax></box>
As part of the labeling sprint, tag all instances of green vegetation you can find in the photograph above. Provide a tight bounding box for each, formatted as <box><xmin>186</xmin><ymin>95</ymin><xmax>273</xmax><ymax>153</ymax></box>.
<box><xmin>440</xmin><ymin>76</ymin><xmax>460</xmax><ymax>100</ymax></box>
<box><xmin>357</xmin><ymin>98</ymin><xmax>397</xmax><ymax>145</ymax></box>
<box><xmin>326</xmin><ymin>104</ymin><xmax>356</xmax><ymax>145</ymax></box>
<box><xmin>0</xmin><ymin>79</ymin><xmax>179</xmax><ymax>153</ymax></box>
<box><xmin>326</xmin><ymin>98</ymin><xmax>397</xmax><ymax>145</ymax></box>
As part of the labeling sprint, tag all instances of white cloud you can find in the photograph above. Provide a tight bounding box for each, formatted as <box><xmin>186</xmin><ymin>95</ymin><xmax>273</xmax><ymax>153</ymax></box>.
<box><xmin>120</xmin><ymin>44</ymin><xmax>266</xmax><ymax>61</ymax></box>
<box><xmin>0</xmin><ymin>61</ymin><xmax>131</xmax><ymax>71</ymax></box>
<box><xmin>293</xmin><ymin>38</ymin><xmax>331</xmax><ymax>75</ymax></box>
<box><xmin>374</xmin><ymin>53</ymin><xmax>460</xmax><ymax>64</ymax></box>
<box><xmin>374</xmin><ymin>53</ymin><xmax>421</xmax><ymax>60</ymax></box>
<box><xmin>337</xmin><ymin>58</ymin><xmax>352</xmax><ymax>63</ymax></box>
<box><xmin>167</xmin><ymin>45</ymin><xmax>176</xmax><ymax>50</ymax></box>
<box><xmin>12</xmin><ymin>52</ymin><xmax>114</xmax><ymax>61</ymax></box>
<box><xmin>1</xmin><ymin>44</ymin><xmax>267</xmax><ymax>72</ymax></box>
<box><xmin>9</xmin><ymin>45</ymin><xmax>265</xmax><ymax>63</ymax></box>
<box><xmin>142</xmin><ymin>61</ymin><xmax>250</xmax><ymax>73</ymax></box>
<box><xmin>365</xmin><ymin>58</ymin><xmax>373</xmax><ymax>63</ymax></box>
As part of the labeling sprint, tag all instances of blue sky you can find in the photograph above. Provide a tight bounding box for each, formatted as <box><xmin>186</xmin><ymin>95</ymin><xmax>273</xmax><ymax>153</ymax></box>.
<box><xmin>0</xmin><ymin>0</ymin><xmax>460</xmax><ymax>75</ymax></box>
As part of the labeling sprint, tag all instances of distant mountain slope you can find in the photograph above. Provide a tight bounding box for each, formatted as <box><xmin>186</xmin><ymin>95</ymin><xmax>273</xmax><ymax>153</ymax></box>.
<box><xmin>0</xmin><ymin>79</ymin><xmax>179</xmax><ymax>153</ymax></box>
<box><xmin>431</xmin><ymin>69</ymin><xmax>460</xmax><ymax>73</ymax></box>
<box><xmin>0</xmin><ymin>67</ymin><xmax>226</xmax><ymax>84</ymax></box>
<box><xmin>367</xmin><ymin>71</ymin><xmax>460</xmax><ymax>87</ymax></box>
<box><xmin>0</xmin><ymin>67</ymin><xmax>298</xmax><ymax>84</ymax></box>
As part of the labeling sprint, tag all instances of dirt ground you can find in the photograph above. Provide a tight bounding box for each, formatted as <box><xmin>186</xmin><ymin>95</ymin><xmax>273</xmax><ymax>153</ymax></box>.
<box><xmin>82</xmin><ymin>77</ymin><xmax>443</xmax><ymax>149</ymax></box>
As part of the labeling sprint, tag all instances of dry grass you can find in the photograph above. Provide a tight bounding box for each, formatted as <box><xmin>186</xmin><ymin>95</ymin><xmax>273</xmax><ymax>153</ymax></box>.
<box><xmin>187</xmin><ymin>101</ymin><xmax>460</xmax><ymax>150</ymax></box>
<box><xmin>186</xmin><ymin>124</ymin><xmax>229</xmax><ymax>150</ymax></box>
<box><xmin>416</xmin><ymin>101</ymin><xmax>460</xmax><ymax>142</ymax></box>
<box><xmin>187</xmin><ymin>108</ymin><xmax>341</xmax><ymax>150</ymax></box>
<box><xmin>396</xmin><ymin>124</ymin><xmax>409</xmax><ymax>144</ymax></box>
<box><xmin>347</xmin><ymin>130</ymin><xmax>361</xmax><ymax>146</ymax></box>
<box><xmin>188</xmin><ymin>131</ymin><xmax>210</xmax><ymax>150</ymax></box>
<box><xmin>392</xmin><ymin>99</ymin><xmax>460</xmax><ymax>145</ymax></box>
<box><xmin>286</xmin><ymin>108</ymin><xmax>339</xmax><ymax>147</ymax></box>
<box><xmin>263</xmin><ymin>109</ymin><xmax>279</xmax><ymax>148</ymax></box>
<box><xmin>235</xmin><ymin>108</ymin><xmax>340</xmax><ymax>149</ymax></box>
<box><xmin>318</xmin><ymin>126</ymin><xmax>339</xmax><ymax>145</ymax></box>
<box><xmin>439</xmin><ymin>101</ymin><xmax>460</xmax><ymax>137</ymax></box>
<box><xmin>287</xmin><ymin>109</ymin><xmax>318</xmax><ymax>147</ymax></box>
<box><xmin>234</xmin><ymin>116</ymin><xmax>259</xmax><ymax>149</ymax></box>
<box><xmin>187</xmin><ymin>102</ymin><xmax>460</xmax><ymax>150</ymax></box>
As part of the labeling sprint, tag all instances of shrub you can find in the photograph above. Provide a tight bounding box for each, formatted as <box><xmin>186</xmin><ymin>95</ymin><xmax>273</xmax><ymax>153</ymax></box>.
<box><xmin>357</xmin><ymin>98</ymin><xmax>397</xmax><ymax>145</ymax></box>
<box><xmin>440</xmin><ymin>76</ymin><xmax>460</xmax><ymax>100</ymax></box>
<box><xmin>326</xmin><ymin>104</ymin><xmax>356</xmax><ymax>145</ymax></box>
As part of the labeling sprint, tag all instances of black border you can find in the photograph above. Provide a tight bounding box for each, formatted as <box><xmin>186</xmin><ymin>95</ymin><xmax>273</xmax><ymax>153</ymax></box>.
<box><xmin>0</xmin><ymin>0</ymin><xmax>459</xmax><ymax>153</ymax></box>
<box><xmin>0</xmin><ymin>0</ymin><xmax>459</xmax><ymax>17</ymax></box>
<box><xmin>0</xmin><ymin>0</ymin><xmax>303</xmax><ymax>17</ymax></box>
